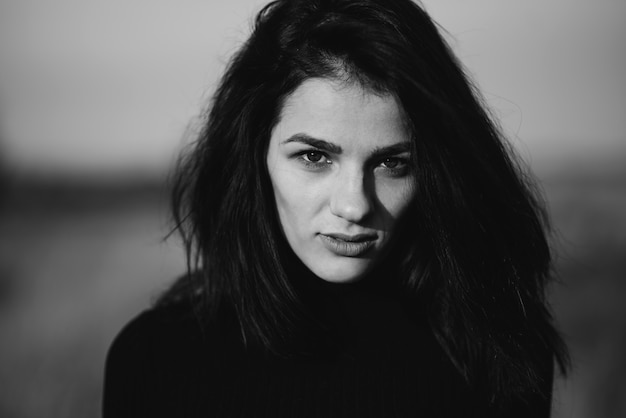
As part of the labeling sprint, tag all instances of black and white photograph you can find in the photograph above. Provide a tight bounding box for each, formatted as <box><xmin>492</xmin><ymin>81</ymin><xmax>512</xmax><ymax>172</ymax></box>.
<box><xmin>0</xmin><ymin>0</ymin><xmax>624</xmax><ymax>417</ymax></box>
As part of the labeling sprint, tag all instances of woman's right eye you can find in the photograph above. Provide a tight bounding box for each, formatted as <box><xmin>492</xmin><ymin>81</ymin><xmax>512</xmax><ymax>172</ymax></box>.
<box><xmin>293</xmin><ymin>150</ymin><xmax>332</xmax><ymax>170</ymax></box>
<box><xmin>293</xmin><ymin>149</ymin><xmax>332</xmax><ymax>169</ymax></box>
<box><xmin>302</xmin><ymin>151</ymin><xmax>325</xmax><ymax>163</ymax></box>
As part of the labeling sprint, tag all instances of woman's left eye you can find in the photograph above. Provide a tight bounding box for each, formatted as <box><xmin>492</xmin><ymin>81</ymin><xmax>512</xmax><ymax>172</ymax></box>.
<box><xmin>378</xmin><ymin>157</ymin><xmax>408</xmax><ymax>172</ymax></box>
<box><xmin>380</xmin><ymin>157</ymin><xmax>401</xmax><ymax>169</ymax></box>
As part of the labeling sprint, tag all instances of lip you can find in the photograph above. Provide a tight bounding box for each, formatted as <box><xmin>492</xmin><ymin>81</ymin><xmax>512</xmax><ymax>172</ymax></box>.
<box><xmin>323</xmin><ymin>232</ymin><xmax>378</xmax><ymax>242</ymax></box>
<box><xmin>319</xmin><ymin>233</ymin><xmax>377</xmax><ymax>257</ymax></box>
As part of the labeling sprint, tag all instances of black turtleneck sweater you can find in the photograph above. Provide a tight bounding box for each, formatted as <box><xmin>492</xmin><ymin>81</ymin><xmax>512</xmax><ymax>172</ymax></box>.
<box><xmin>103</xmin><ymin>259</ymin><xmax>552</xmax><ymax>417</ymax></box>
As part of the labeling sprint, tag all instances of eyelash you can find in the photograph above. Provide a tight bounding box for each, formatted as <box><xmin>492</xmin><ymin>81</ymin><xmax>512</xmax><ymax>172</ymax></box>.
<box><xmin>293</xmin><ymin>149</ymin><xmax>411</xmax><ymax>177</ymax></box>
<box><xmin>297</xmin><ymin>150</ymin><xmax>331</xmax><ymax>168</ymax></box>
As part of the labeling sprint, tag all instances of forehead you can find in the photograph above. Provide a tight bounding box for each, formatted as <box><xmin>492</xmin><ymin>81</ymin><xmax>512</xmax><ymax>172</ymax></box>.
<box><xmin>273</xmin><ymin>78</ymin><xmax>409</xmax><ymax>148</ymax></box>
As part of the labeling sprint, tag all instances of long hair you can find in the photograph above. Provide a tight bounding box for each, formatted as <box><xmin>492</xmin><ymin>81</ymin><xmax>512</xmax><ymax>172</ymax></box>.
<box><xmin>163</xmin><ymin>0</ymin><xmax>568</xmax><ymax>409</ymax></box>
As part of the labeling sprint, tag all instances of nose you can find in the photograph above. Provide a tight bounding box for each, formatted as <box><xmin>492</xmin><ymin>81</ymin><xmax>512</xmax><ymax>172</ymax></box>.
<box><xmin>329</xmin><ymin>168</ymin><xmax>372</xmax><ymax>223</ymax></box>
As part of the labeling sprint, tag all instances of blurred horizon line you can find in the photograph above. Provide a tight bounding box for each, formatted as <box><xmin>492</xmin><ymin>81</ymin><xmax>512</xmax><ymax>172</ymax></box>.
<box><xmin>2</xmin><ymin>146</ymin><xmax>625</xmax><ymax>187</ymax></box>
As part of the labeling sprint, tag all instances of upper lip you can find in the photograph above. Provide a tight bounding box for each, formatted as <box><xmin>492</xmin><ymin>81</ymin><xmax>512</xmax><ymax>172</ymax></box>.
<box><xmin>321</xmin><ymin>232</ymin><xmax>378</xmax><ymax>242</ymax></box>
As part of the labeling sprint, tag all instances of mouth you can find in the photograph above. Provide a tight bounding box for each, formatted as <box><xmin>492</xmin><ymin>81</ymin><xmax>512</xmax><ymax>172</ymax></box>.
<box><xmin>319</xmin><ymin>233</ymin><xmax>378</xmax><ymax>257</ymax></box>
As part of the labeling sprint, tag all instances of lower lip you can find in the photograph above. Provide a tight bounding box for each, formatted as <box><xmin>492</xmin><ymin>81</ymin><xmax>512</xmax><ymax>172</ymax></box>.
<box><xmin>319</xmin><ymin>235</ymin><xmax>376</xmax><ymax>257</ymax></box>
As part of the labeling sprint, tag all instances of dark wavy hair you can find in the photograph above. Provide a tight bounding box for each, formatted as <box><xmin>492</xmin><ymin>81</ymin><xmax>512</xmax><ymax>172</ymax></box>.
<box><xmin>163</xmin><ymin>0</ymin><xmax>568</xmax><ymax>410</ymax></box>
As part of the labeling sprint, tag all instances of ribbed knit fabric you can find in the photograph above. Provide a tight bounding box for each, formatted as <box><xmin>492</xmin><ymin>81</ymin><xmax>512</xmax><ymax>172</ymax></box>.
<box><xmin>103</xmin><ymin>257</ymin><xmax>551</xmax><ymax>417</ymax></box>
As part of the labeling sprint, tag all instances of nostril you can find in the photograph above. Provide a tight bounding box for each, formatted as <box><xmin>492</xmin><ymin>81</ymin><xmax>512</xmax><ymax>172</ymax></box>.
<box><xmin>329</xmin><ymin>178</ymin><xmax>372</xmax><ymax>222</ymax></box>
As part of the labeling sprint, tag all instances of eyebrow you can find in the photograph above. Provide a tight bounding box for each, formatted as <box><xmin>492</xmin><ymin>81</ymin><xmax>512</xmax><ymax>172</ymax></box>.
<box><xmin>370</xmin><ymin>142</ymin><xmax>411</xmax><ymax>159</ymax></box>
<box><xmin>281</xmin><ymin>133</ymin><xmax>411</xmax><ymax>158</ymax></box>
<box><xmin>281</xmin><ymin>133</ymin><xmax>342</xmax><ymax>154</ymax></box>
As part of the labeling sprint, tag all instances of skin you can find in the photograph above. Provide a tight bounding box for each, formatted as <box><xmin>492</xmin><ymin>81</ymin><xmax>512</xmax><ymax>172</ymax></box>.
<box><xmin>266</xmin><ymin>78</ymin><xmax>416</xmax><ymax>283</ymax></box>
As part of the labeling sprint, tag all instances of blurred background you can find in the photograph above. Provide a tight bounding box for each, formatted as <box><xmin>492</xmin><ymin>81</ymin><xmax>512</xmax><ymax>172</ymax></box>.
<box><xmin>0</xmin><ymin>0</ymin><xmax>624</xmax><ymax>416</ymax></box>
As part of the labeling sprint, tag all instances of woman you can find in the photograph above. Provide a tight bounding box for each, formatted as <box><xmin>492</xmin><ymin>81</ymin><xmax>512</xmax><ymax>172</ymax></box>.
<box><xmin>103</xmin><ymin>0</ymin><xmax>568</xmax><ymax>416</ymax></box>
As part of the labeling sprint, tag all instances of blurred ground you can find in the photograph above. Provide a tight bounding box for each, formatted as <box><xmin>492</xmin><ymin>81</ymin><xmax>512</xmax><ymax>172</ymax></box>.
<box><xmin>0</xmin><ymin>162</ymin><xmax>624</xmax><ymax>418</ymax></box>
<box><xmin>0</xmin><ymin>178</ymin><xmax>185</xmax><ymax>418</ymax></box>
<box><xmin>545</xmin><ymin>160</ymin><xmax>626</xmax><ymax>418</ymax></box>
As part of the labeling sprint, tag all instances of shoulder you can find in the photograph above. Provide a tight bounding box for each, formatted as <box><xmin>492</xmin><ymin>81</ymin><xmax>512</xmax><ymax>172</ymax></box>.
<box><xmin>103</xmin><ymin>300</ymin><xmax>230</xmax><ymax>417</ymax></box>
<box><xmin>107</xmin><ymin>299</ymin><xmax>199</xmax><ymax>360</ymax></box>
<box><xmin>106</xmin><ymin>295</ymin><xmax>242</xmax><ymax>372</ymax></box>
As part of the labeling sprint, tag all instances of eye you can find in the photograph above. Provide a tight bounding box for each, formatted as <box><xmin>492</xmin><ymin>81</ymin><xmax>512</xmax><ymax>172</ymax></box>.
<box><xmin>293</xmin><ymin>149</ymin><xmax>332</xmax><ymax>170</ymax></box>
<box><xmin>375</xmin><ymin>156</ymin><xmax>411</xmax><ymax>177</ymax></box>
<box><xmin>303</xmin><ymin>151</ymin><xmax>325</xmax><ymax>163</ymax></box>
<box><xmin>380</xmin><ymin>157</ymin><xmax>401</xmax><ymax>169</ymax></box>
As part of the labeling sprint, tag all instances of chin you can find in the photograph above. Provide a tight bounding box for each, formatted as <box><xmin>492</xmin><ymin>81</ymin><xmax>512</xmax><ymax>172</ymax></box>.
<box><xmin>310</xmin><ymin>259</ymin><xmax>371</xmax><ymax>284</ymax></box>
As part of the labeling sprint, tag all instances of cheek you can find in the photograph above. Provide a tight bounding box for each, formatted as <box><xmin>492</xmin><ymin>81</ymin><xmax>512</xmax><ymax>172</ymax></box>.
<box><xmin>376</xmin><ymin>177</ymin><xmax>415</xmax><ymax>219</ymax></box>
<box><xmin>271</xmin><ymin>170</ymin><xmax>321</xmax><ymax>235</ymax></box>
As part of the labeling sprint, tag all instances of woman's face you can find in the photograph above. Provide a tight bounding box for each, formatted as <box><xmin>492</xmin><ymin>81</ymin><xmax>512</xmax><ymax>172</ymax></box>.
<box><xmin>266</xmin><ymin>78</ymin><xmax>415</xmax><ymax>283</ymax></box>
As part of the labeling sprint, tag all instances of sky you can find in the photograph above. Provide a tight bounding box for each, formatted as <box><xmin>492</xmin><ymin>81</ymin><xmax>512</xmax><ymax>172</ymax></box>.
<box><xmin>0</xmin><ymin>0</ymin><xmax>624</xmax><ymax>177</ymax></box>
